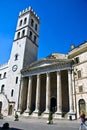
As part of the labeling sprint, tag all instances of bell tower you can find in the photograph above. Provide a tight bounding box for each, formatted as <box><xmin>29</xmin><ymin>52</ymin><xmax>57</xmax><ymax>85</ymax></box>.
<box><xmin>6</xmin><ymin>7</ymin><xmax>40</xmax><ymax>111</ymax></box>
<box><xmin>11</xmin><ymin>6</ymin><xmax>40</xmax><ymax>68</ymax></box>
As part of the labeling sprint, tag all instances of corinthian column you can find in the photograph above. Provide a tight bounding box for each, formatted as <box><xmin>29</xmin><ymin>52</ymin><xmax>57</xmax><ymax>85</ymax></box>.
<box><xmin>68</xmin><ymin>69</ymin><xmax>74</xmax><ymax>113</ymax></box>
<box><xmin>25</xmin><ymin>76</ymin><xmax>32</xmax><ymax>115</ymax></box>
<box><xmin>56</xmin><ymin>71</ymin><xmax>62</xmax><ymax>113</ymax></box>
<box><xmin>68</xmin><ymin>69</ymin><xmax>76</xmax><ymax>120</ymax></box>
<box><xmin>34</xmin><ymin>74</ymin><xmax>40</xmax><ymax>113</ymax></box>
<box><xmin>44</xmin><ymin>72</ymin><xmax>50</xmax><ymax>113</ymax></box>
<box><xmin>55</xmin><ymin>71</ymin><xmax>62</xmax><ymax>119</ymax></box>
<box><xmin>17</xmin><ymin>77</ymin><xmax>24</xmax><ymax>113</ymax></box>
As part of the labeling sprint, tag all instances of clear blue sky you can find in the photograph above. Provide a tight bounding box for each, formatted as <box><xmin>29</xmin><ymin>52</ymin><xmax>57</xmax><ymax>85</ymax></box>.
<box><xmin>0</xmin><ymin>0</ymin><xmax>87</xmax><ymax>65</ymax></box>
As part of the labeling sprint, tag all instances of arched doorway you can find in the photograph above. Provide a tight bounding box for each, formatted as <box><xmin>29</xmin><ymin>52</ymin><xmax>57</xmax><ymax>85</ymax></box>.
<box><xmin>50</xmin><ymin>97</ymin><xmax>57</xmax><ymax>113</ymax></box>
<box><xmin>79</xmin><ymin>99</ymin><xmax>86</xmax><ymax>114</ymax></box>
<box><xmin>0</xmin><ymin>102</ymin><xmax>2</xmax><ymax>113</ymax></box>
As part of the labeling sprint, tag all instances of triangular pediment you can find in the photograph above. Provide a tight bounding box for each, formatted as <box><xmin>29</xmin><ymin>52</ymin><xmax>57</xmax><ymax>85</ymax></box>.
<box><xmin>28</xmin><ymin>58</ymin><xmax>58</xmax><ymax>69</ymax></box>
<box><xmin>22</xmin><ymin>56</ymin><xmax>71</xmax><ymax>73</ymax></box>
<box><xmin>27</xmin><ymin>53</ymin><xmax>68</xmax><ymax>69</ymax></box>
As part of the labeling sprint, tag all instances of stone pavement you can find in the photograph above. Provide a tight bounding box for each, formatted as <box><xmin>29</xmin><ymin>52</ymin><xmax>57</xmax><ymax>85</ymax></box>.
<box><xmin>0</xmin><ymin>116</ymin><xmax>81</xmax><ymax>130</ymax></box>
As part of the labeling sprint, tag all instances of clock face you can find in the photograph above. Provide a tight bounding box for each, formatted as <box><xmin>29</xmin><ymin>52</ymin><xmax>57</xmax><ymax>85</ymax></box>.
<box><xmin>12</xmin><ymin>65</ymin><xmax>18</xmax><ymax>72</ymax></box>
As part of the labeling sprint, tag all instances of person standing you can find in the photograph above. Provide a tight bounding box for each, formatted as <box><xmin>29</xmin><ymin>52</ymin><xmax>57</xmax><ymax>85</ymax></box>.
<box><xmin>79</xmin><ymin>111</ymin><xmax>87</xmax><ymax>130</ymax></box>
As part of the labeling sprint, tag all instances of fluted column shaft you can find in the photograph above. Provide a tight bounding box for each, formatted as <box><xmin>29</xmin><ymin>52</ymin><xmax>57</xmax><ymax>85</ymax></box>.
<box><xmin>56</xmin><ymin>71</ymin><xmax>62</xmax><ymax>113</ymax></box>
<box><xmin>25</xmin><ymin>76</ymin><xmax>32</xmax><ymax>113</ymax></box>
<box><xmin>18</xmin><ymin>77</ymin><xmax>24</xmax><ymax>112</ymax></box>
<box><xmin>45</xmin><ymin>72</ymin><xmax>50</xmax><ymax>113</ymax></box>
<box><xmin>35</xmin><ymin>74</ymin><xmax>40</xmax><ymax>112</ymax></box>
<box><xmin>68</xmin><ymin>69</ymin><xmax>74</xmax><ymax>113</ymax></box>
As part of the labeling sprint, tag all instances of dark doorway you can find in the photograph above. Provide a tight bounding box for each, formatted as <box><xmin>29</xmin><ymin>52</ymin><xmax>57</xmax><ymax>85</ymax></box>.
<box><xmin>8</xmin><ymin>105</ymin><xmax>13</xmax><ymax>115</ymax></box>
<box><xmin>0</xmin><ymin>102</ymin><xmax>2</xmax><ymax>113</ymax></box>
<box><xmin>50</xmin><ymin>97</ymin><xmax>57</xmax><ymax>113</ymax></box>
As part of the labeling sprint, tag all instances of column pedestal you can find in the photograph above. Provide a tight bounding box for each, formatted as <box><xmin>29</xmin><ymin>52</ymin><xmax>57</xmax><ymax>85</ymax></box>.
<box><xmin>54</xmin><ymin>111</ymin><xmax>62</xmax><ymax>119</ymax></box>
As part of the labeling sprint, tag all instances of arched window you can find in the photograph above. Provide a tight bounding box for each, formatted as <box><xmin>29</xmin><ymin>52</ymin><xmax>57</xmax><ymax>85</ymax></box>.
<box><xmin>1</xmin><ymin>85</ymin><xmax>5</xmax><ymax>93</ymax></box>
<box><xmin>3</xmin><ymin>72</ymin><xmax>6</xmax><ymax>78</ymax></box>
<box><xmin>24</xmin><ymin>17</ymin><xmax>27</xmax><ymax>24</ymax></box>
<box><xmin>29</xmin><ymin>31</ymin><xmax>32</xmax><ymax>39</ymax></box>
<box><xmin>22</xmin><ymin>30</ymin><xmax>25</xmax><ymax>37</ymax></box>
<box><xmin>79</xmin><ymin>99</ymin><xmax>86</xmax><ymax>114</ymax></box>
<box><xmin>15</xmin><ymin>54</ymin><xmax>18</xmax><ymax>61</ymax></box>
<box><xmin>11</xmin><ymin>89</ymin><xmax>14</xmax><ymax>97</ymax></box>
<box><xmin>35</xmin><ymin>24</ymin><xmax>37</xmax><ymax>31</ymax></box>
<box><xmin>19</xmin><ymin>20</ymin><xmax>22</xmax><ymax>26</ymax></box>
<box><xmin>17</xmin><ymin>32</ymin><xmax>20</xmax><ymax>39</ymax></box>
<box><xmin>34</xmin><ymin>35</ymin><xmax>37</xmax><ymax>43</ymax></box>
<box><xmin>31</xmin><ymin>19</ymin><xmax>34</xmax><ymax>27</ymax></box>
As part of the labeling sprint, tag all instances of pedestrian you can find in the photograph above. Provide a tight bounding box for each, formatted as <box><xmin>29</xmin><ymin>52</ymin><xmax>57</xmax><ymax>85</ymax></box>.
<box><xmin>1</xmin><ymin>122</ymin><xmax>10</xmax><ymax>130</ymax></box>
<box><xmin>79</xmin><ymin>111</ymin><xmax>87</xmax><ymax>130</ymax></box>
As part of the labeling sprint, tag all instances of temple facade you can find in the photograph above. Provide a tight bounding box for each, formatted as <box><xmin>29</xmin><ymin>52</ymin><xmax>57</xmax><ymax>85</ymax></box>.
<box><xmin>0</xmin><ymin>7</ymin><xmax>87</xmax><ymax>120</ymax></box>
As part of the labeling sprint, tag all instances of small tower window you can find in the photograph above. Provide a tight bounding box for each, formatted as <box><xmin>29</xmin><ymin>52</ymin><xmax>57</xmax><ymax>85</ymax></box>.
<box><xmin>16</xmin><ymin>77</ymin><xmax>18</xmax><ymax>84</ymax></box>
<box><xmin>1</xmin><ymin>85</ymin><xmax>5</xmax><ymax>93</ymax></box>
<box><xmin>35</xmin><ymin>24</ymin><xmax>37</xmax><ymax>31</ymax></box>
<box><xmin>11</xmin><ymin>89</ymin><xmax>14</xmax><ymax>97</ymax></box>
<box><xmin>19</xmin><ymin>20</ymin><xmax>22</xmax><ymax>26</ymax></box>
<box><xmin>15</xmin><ymin>54</ymin><xmax>18</xmax><ymax>61</ymax></box>
<box><xmin>79</xmin><ymin>86</ymin><xmax>83</xmax><ymax>93</ymax></box>
<box><xmin>24</xmin><ymin>18</ymin><xmax>27</xmax><ymax>24</ymax></box>
<box><xmin>17</xmin><ymin>32</ymin><xmax>20</xmax><ymax>39</ymax></box>
<box><xmin>0</xmin><ymin>74</ymin><xmax>1</xmax><ymax>79</ymax></box>
<box><xmin>29</xmin><ymin>31</ymin><xmax>32</xmax><ymax>39</ymax></box>
<box><xmin>22</xmin><ymin>30</ymin><xmax>25</xmax><ymax>37</ymax></box>
<box><xmin>78</xmin><ymin>70</ymin><xmax>81</xmax><ymax>79</ymax></box>
<box><xmin>34</xmin><ymin>35</ymin><xmax>37</xmax><ymax>43</ymax></box>
<box><xmin>3</xmin><ymin>72</ymin><xmax>6</xmax><ymax>78</ymax></box>
<box><xmin>31</xmin><ymin>19</ymin><xmax>34</xmax><ymax>27</ymax></box>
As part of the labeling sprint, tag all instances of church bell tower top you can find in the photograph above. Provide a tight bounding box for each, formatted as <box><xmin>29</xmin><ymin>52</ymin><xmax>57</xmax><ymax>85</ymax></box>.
<box><xmin>19</xmin><ymin>6</ymin><xmax>40</xmax><ymax>22</ymax></box>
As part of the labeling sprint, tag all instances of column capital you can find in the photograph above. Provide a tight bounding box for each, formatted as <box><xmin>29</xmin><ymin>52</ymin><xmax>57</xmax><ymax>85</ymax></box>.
<box><xmin>37</xmin><ymin>74</ymin><xmax>40</xmax><ymax>78</ymax></box>
<box><xmin>68</xmin><ymin>69</ymin><xmax>72</xmax><ymax>74</ymax></box>
<box><xmin>46</xmin><ymin>72</ymin><xmax>50</xmax><ymax>76</ymax></box>
<box><xmin>56</xmin><ymin>71</ymin><xmax>61</xmax><ymax>75</ymax></box>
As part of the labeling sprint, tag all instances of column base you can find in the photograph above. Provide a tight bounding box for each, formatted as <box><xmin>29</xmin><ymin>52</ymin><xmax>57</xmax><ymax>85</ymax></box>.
<box><xmin>42</xmin><ymin>110</ymin><xmax>50</xmax><ymax>118</ymax></box>
<box><xmin>54</xmin><ymin>111</ymin><xmax>62</xmax><ymax>119</ymax></box>
<box><xmin>23</xmin><ymin>109</ymin><xmax>32</xmax><ymax>116</ymax></box>
<box><xmin>68</xmin><ymin>112</ymin><xmax>76</xmax><ymax>120</ymax></box>
<box><xmin>16</xmin><ymin>109</ymin><xmax>21</xmax><ymax>116</ymax></box>
<box><xmin>32</xmin><ymin>110</ymin><xmax>41</xmax><ymax>117</ymax></box>
<box><xmin>22</xmin><ymin>110</ymin><xmax>29</xmax><ymax>116</ymax></box>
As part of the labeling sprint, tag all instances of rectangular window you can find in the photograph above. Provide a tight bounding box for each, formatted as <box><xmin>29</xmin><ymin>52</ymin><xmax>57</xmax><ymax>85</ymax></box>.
<box><xmin>11</xmin><ymin>89</ymin><xmax>14</xmax><ymax>97</ymax></box>
<box><xmin>79</xmin><ymin>86</ymin><xmax>83</xmax><ymax>92</ymax></box>
<box><xmin>77</xmin><ymin>70</ymin><xmax>81</xmax><ymax>78</ymax></box>
<box><xmin>16</xmin><ymin>77</ymin><xmax>18</xmax><ymax>84</ymax></box>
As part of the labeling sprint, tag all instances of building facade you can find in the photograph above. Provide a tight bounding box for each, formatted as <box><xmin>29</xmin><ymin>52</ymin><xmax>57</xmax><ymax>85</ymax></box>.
<box><xmin>0</xmin><ymin>7</ymin><xmax>87</xmax><ymax>120</ymax></box>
